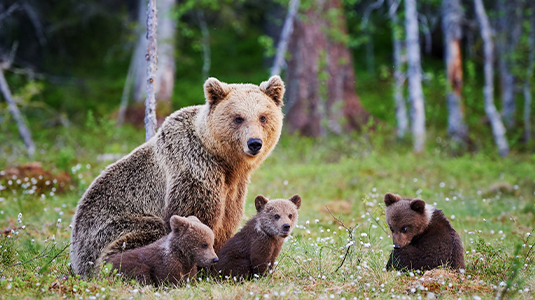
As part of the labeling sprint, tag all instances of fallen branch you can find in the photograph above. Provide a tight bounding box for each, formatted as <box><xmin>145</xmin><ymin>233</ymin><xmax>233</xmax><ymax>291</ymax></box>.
<box><xmin>325</xmin><ymin>206</ymin><xmax>362</xmax><ymax>273</ymax></box>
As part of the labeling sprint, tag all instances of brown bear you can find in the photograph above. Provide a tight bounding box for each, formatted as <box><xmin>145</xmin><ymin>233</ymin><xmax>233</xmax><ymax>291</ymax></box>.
<box><xmin>384</xmin><ymin>193</ymin><xmax>465</xmax><ymax>271</ymax></box>
<box><xmin>105</xmin><ymin>216</ymin><xmax>218</xmax><ymax>286</ymax></box>
<box><xmin>214</xmin><ymin>194</ymin><xmax>301</xmax><ymax>280</ymax></box>
<box><xmin>71</xmin><ymin>76</ymin><xmax>285</xmax><ymax>277</ymax></box>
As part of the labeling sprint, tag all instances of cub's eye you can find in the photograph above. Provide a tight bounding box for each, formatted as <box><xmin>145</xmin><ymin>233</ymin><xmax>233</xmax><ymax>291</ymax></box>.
<box><xmin>289</xmin><ymin>214</ymin><xmax>293</xmax><ymax>219</ymax></box>
<box><xmin>389</xmin><ymin>227</ymin><xmax>393</xmax><ymax>232</ymax></box>
<box><xmin>260</xmin><ymin>116</ymin><xmax>266</xmax><ymax>123</ymax></box>
<box><xmin>401</xmin><ymin>227</ymin><xmax>408</xmax><ymax>233</ymax></box>
<box><xmin>235</xmin><ymin>116</ymin><xmax>244</xmax><ymax>124</ymax></box>
<box><xmin>274</xmin><ymin>214</ymin><xmax>280</xmax><ymax>220</ymax></box>
<box><xmin>201</xmin><ymin>243</ymin><xmax>208</xmax><ymax>249</ymax></box>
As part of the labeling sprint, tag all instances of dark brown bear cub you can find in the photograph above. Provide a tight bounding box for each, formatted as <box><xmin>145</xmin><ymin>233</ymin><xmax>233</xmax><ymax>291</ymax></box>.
<box><xmin>105</xmin><ymin>216</ymin><xmax>218</xmax><ymax>286</ymax></box>
<box><xmin>214</xmin><ymin>195</ymin><xmax>301</xmax><ymax>280</ymax></box>
<box><xmin>384</xmin><ymin>193</ymin><xmax>465</xmax><ymax>271</ymax></box>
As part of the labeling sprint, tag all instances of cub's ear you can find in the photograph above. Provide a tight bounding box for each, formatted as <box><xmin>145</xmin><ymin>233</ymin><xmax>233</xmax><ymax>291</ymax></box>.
<box><xmin>384</xmin><ymin>193</ymin><xmax>401</xmax><ymax>206</ymax></box>
<box><xmin>204</xmin><ymin>77</ymin><xmax>230</xmax><ymax>106</ymax></box>
<box><xmin>255</xmin><ymin>195</ymin><xmax>269</xmax><ymax>212</ymax></box>
<box><xmin>259</xmin><ymin>75</ymin><xmax>285</xmax><ymax>107</ymax></box>
<box><xmin>410</xmin><ymin>199</ymin><xmax>426</xmax><ymax>214</ymax></box>
<box><xmin>170</xmin><ymin>216</ymin><xmax>190</xmax><ymax>233</ymax></box>
<box><xmin>289</xmin><ymin>194</ymin><xmax>302</xmax><ymax>209</ymax></box>
<box><xmin>186</xmin><ymin>215</ymin><xmax>201</xmax><ymax>224</ymax></box>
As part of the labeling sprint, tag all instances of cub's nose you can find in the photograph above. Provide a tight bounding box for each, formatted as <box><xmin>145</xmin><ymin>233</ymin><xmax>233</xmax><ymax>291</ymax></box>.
<box><xmin>282</xmin><ymin>224</ymin><xmax>290</xmax><ymax>231</ymax></box>
<box><xmin>212</xmin><ymin>257</ymin><xmax>219</xmax><ymax>263</ymax></box>
<box><xmin>393</xmin><ymin>244</ymin><xmax>401</xmax><ymax>249</ymax></box>
<box><xmin>247</xmin><ymin>138</ymin><xmax>263</xmax><ymax>152</ymax></box>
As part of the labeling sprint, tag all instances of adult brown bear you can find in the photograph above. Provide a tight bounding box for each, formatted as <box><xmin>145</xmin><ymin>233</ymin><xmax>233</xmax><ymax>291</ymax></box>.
<box><xmin>70</xmin><ymin>76</ymin><xmax>285</xmax><ymax>278</ymax></box>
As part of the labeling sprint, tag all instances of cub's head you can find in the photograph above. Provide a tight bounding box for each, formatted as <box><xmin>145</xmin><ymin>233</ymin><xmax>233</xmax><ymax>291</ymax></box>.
<box><xmin>199</xmin><ymin>76</ymin><xmax>285</xmax><ymax>165</ymax></box>
<box><xmin>384</xmin><ymin>193</ymin><xmax>434</xmax><ymax>249</ymax></box>
<box><xmin>169</xmin><ymin>216</ymin><xmax>218</xmax><ymax>267</ymax></box>
<box><xmin>254</xmin><ymin>195</ymin><xmax>301</xmax><ymax>238</ymax></box>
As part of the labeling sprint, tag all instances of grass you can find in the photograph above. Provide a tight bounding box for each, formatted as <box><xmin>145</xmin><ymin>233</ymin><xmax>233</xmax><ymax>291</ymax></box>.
<box><xmin>1</xmin><ymin>125</ymin><xmax>535</xmax><ymax>299</ymax></box>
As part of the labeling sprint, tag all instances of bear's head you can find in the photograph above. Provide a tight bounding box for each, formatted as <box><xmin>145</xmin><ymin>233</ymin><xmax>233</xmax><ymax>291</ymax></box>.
<box><xmin>254</xmin><ymin>194</ymin><xmax>301</xmax><ymax>238</ymax></box>
<box><xmin>197</xmin><ymin>76</ymin><xmax>285</xmax><ymax>168</ymax></box>
<box><xmin>168</xmin><ymin>215</ymin><xmax>218</xmax><ymax>267</ymax></box>
<box><xmin>384</xmin><ymin>193</ymin><xmax>434</xmax><ymax>249</ymax></box>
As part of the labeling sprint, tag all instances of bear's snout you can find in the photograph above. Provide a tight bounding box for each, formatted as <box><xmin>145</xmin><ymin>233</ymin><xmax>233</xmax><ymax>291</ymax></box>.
<box><xmin>282</xmin><ymin>224</ymin><xmax>290</xmax><ymax>231</ymax></box>
<box><xmin>212</xmin><ymin>257</ymin><xmax>219</xmax><ymax>263</ymax></box>
<box><xmin>247</xmin><ymin>138</ymin><xmax>263</xmax><ymax>154</ymax></box>
<box><xmin>393</xmin><ymin>244</ymin><xmax>401</xmax><ymax>249</ymax></box>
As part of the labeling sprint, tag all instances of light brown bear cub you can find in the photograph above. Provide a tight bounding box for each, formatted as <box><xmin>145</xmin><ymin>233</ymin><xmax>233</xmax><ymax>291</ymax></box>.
<box><xmin>105</xmin><ymin>216</ymin><xmax>218</xmax><ymax>286</ymax></box>
<box><xmin>214</xmin><ymin>195</ymin><xmax>301</xmax><ymax>279</ymax></box>
<box><xmin>384</xmin><ymin>193</ymin><xmax>465</xmax><ymax>271</ymax></box>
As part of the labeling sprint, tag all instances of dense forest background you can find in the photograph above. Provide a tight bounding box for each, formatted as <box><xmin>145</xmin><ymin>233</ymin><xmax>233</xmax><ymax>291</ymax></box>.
<box><xmin>1</xmin><ymin>0</ymin><xmax>534</xmax><ymax>160</ymax></box>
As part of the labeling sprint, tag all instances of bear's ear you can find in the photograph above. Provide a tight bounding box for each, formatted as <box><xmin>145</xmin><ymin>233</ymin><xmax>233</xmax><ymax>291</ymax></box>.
<box><xmin>410</xmin><ymin>199</ymin><xmax>426</xmax><ymax>214</ymax></box>
<box><xmin>289</xmin><ymin>195</ymin><xmax>302</xmax><ymax>209</ymax></box>
<box><xmin>259</xmin><ymin>75</ymin><xmax>285</xmax><ymax>107</ymax></box>
<box><xmin>255</xmin><ymin>195</ymin><xmax>269</xmax><ymax>212</ymax></box>
<box><xmin>170</xmin><ymin>216</ymin><xmax>190</xmax><ymax>233</ymax></box>
<box><xmin>204</xmin><ymin>77</ymin><xmax>230</xmax><ymax>106</ymax></box>
<box><xmin>384</xmin><ymin>193</ymin><xmax>401</xmax><ymax>207</ymax></box>
<box><xmin>186</xmin><ymin>215</ymin><xmax>201</xmax><ymax>224</ymax></box>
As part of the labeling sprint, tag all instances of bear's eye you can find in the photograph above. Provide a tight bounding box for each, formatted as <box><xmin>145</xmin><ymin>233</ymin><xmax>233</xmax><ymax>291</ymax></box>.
<box><xmin>401</xmin><ymin>227</ymin><xmax>408</xmax><ymax>233</ymax></box>
<box><xmin>389</xmin><ymin>227</ymin><xmax>393</xmax><ymax>232</ymax></box>
<box><xmin>235</xmin><ymin>116</ymin><xmax>244</xmax><ymax>124</ymax></box>
<box><xmin>260</xmin><ymin>116</ymin><xmax>266</xmax><ymax>123</ymax></box>
<box><xmin>289</xmin><ymin>214</ymin><xmax>293</xmax><ymax>219</ymax></box>
<box><xmin>201</xmin><ymin>243</ymin><xmax>208</xmax><ymax>249</ymax></box>
<box><xmin>274</xmin><ymin>214</ymin><xmax>280</xmax><ymax>220</ymax></box>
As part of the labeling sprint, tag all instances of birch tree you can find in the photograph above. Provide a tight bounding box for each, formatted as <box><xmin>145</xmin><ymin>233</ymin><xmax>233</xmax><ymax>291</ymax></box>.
<box><xmin>405</xmin><ymin>0</ymin><xmax>425</xmax><ymax>153</ymax></box>
<box><xmin>145</xmin><ymin>0</ymin><xmax>158</xmax><ymax>141</ymax></box>
<box><xmin>387</xmin><ymin>0</ymin><xmax>408</xmax><ymax>138</ymax></box>
<box><xmin>271</xmin><ymin>0</ymin><xmax>300</xmax><ymax>77</ymax></box>
<box><xmin>473</xmin><ymin>0</ymin><xmax>509</xmax><ymax>156</ymax></box>
<box><xmin>442</xmin><ymin>0</ymin><xmax>467</xmax><ymax>145</ymax></box>
<box><xmin>523</xmin><ymin>3</ymin><xmax>535</xmax><ymax>144</ymax></box>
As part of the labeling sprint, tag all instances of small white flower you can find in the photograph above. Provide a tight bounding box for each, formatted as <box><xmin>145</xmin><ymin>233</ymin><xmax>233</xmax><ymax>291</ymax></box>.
<box><xmin>361</xmin><ymin>233</ymin><xmax>367</xmax><ymax>237</ymax></box>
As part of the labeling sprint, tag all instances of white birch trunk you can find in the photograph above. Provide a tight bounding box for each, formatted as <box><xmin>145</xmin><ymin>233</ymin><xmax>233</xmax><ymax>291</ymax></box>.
<box><xmin>388</xmin><ymin>0</ymin><xmax>408</xmax><ymax>138</ymax></box>
<box><xmin>405</xmin><ymin>0</ymin><xmax>425</xmax><ymax>153</ymax></box>
<box><xmin>0</xmin><ymin>69</ymin><xmax>36</xmax><ymax>156</ymax></box>
<box><xmin>442</xmin><ymin>0</ymin><xmax>467</xmax><ymax>144</ymax></box>
<box><xmin>271</xmin><ymin>0</ymin><xmax>300</xmax><ymax>77</ymax></box>
<box><xmin>145</xmin><ymin>0</ymin><xmax>158</xmax><ymax>141</ymax></box>
<box><xmin>474</xmin><ymin>0</ymin><xmax>509</xmax><ymax>157</ymax></box>
<box><xmin>198</xmin><ymin>10</ymin><xmax>211</xmax><ymax>80</ymax></box>
<box><xmin>524</xmin><ymin>6</ymin><xmax>535</xmax><ymax>144</ymax></box>
<box><xmin>117</xmin><ymin>55</ymin><xmax>136</xmax><ymax>127</ymax></box>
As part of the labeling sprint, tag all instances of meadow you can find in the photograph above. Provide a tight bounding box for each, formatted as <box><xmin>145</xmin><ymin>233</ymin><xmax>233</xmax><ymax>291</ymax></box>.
<box><xmin>1</xmin><ymin>122</ymin><xmax>534</xmax><ymax>300</ymax></box>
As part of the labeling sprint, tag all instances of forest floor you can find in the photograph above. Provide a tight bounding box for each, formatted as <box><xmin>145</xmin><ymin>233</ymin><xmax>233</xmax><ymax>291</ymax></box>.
<box><xmin>1</xmin><ymin>128</ymin><xmax>535</xmax><ymax>299</ymax></box>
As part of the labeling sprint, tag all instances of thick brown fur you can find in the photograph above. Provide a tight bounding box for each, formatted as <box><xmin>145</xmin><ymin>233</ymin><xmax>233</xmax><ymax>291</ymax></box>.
<box><xmin>71</xmin><ymin>76</ymin><xmax>285</xmax><ymax>277</ymax></box>
<box><xmin>214</xmin><ymin>195</ymin><xmax>301</xmax><ymax>280</ymax></box>
<box><xmin>105</xmin><ymin>216</ymin><xmax>217</xmax><ymax>286</ymax></box>
<box><xmin>384</xmin><ymin>193</ymin><xmax>465</xmax><ymax>271</ymax></box>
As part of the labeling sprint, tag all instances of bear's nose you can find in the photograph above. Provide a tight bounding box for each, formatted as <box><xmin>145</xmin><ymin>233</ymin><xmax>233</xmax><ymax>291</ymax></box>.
<box><xmin>212</xmin><ymin>257</ymin><xmax>219</xmax><ymax>263</ymax></box>
<box><xmin>247</xmin><ymin>138</ymin><xmax>263</xmax><ymax>152</ymax></box>
<box><xmin>282</xmin><ymin>224</ymin><xmax>290</xmax><ymax>231</ymax></box>
<box><xmin>393</xmin><ymin>244</ymin><xmax>401</xmax><ymax>249</ymax></box>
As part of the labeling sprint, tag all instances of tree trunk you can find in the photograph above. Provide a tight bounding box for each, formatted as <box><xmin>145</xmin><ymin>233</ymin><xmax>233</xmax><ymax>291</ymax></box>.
<box><xmin>285</xmin><ymin>0</ymin><xmax>369</xmax><ymax>136</ymax></box>
<box><xmin>474</xmin><ymin>0</ymin><xmax>509</xmax><ymax>157</ymax></box>
<box><xmin>442</xmin><ymin>0</ymin><xmax>467</xmax><ymax>145</ymax></box>
<box><xmin>197</xmin><ymin>10</ymin><xmax>211</xmax><ymax>80</ymax></box>
<box><xmin>362</xmin><ymin>0</ymin><xmax>384</xmax><ymax>75</ymax></box>
<box><xmin>524</xmin><ymin>3</ymin><xmax>535</xmax><ymax>144</ymax></box>
<box><xmin>271</xmin><ymin>0</ymin><xmax>300</xmax><ymax>77</ymax></box>
<box><xmin>145</xmin><ymin>0</ymin><xmax>158</xmax><ymax>141</ymax></box>
<box><xmin>134</xmin><ymin>0</ymin><xmax>176</xmax><ymax>104</ymax></box>
<box><xmin>387</xmin><ymin>0</ymin><xmax>408</xmax><ymax>138</ymax></box>
<box><xmin>405</xmin><ymin>0</ymin><xmax>425</xmax><ymax>153</ymax></box>
<box><xmin>154</xmin><ymin>0</ymin><xmax>176</xmax><ymax>103</ymax></box>
<box><xmin>496</xmin><ymin>0</ymin><xmax>522</xmax><ymax>128</ymax></box>
<box><xmin>0</xmin><ymin>69</ymin><xmax>36</xmax><ymax>156</ymax></box>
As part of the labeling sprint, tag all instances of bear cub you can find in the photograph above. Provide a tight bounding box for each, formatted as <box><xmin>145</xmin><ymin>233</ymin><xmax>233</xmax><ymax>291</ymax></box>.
<box><xmin>106</xmin><ymin>216</ymin><xmax>218</xmax><ymax>286</ymax></box>
<box><xmin>384</xmin><ymin>193</ymin><xmax>465</xmax><ymax>271</ymax></box>
<box><xmin>214</xmin><ymin>194</ymin><xmax>301</xmax><ymax>279</ymax></box>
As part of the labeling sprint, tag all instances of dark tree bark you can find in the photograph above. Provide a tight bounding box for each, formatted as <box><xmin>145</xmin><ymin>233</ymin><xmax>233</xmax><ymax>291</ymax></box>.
<box><xmin>474</xmin><ymin>0</ymin><xmax>509</xmax><ymax>157</ymax></box>
<box><xmin>285</xmin><ymin>0</ymin><xmax>369</xmax><ymax>137</ymax></box>
<box><xmin>442</xmin><ymin>0</ymin><xmax>467</xmax><ymax>145</ymax></box>
<box><xmin>145</xmin><ymin>0</ymin><xmax>158</xmax><ymax>141</ymax></box>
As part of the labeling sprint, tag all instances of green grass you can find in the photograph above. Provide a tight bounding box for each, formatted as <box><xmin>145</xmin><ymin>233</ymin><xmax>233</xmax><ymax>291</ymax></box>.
<box><xmin>1</xmin><ymin>125</ymin><xmax>535</xmax><ymax>299</ymax></box>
